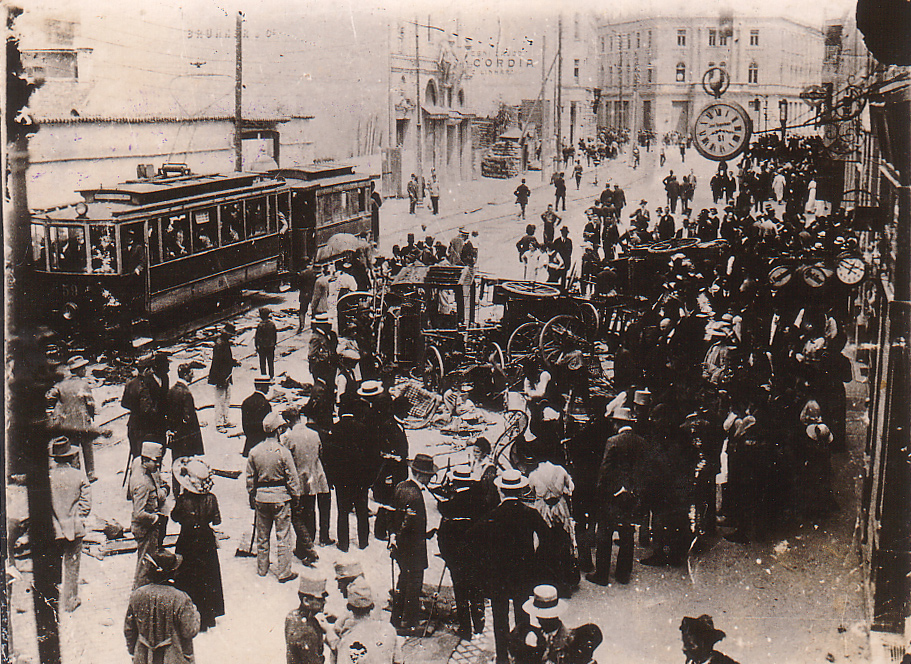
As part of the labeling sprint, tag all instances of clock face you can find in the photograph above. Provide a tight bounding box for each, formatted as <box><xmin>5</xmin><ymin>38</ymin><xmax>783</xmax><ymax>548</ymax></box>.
<box><xmin>802</xmin><ymin>265</ymin><xmax>828</xmax><ymax>288</ymax></box>
<box><xmin>836</xmin><ymin>255</ymin><xmax>865</xmax><ymax>284</ymax></box>
<box><xmin>768</xmin><ymin>264</ymin><xmax>792</xmax><ymax>288</ymax></box>
<box><xmin>693</xmin><ymin>103</ymin><xmax>752</xmax><ymax>161</ymax></box>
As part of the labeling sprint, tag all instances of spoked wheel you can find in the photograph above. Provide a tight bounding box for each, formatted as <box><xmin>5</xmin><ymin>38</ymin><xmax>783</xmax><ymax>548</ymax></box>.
<box><xmin>337</xmin><ymin>291</ymin><xmax>371</xmax><ymax>333</ymax></box>
<box><xmin>422</xmin><ymin>345</ymin><xmax>445</xmax><ymax>393</ymax></box>
<box><xmin>493</xmin><ymin>410</ymin><xmax>530</xmax><ymax>470</ymax></box>
<box><xmin>500</xmin><ymin>281</ymin><xmax>561</xmax><ymax>298</ymax></box>
<box><xmin>539</xmin><ymin>314</ymin><xmax>591</xmax><ymax>370</ymax></box>
<box><xmin>490</xmin><ymin>342</ymin><xmax>506</xmax><ymax>371</ymax></box>
<box><xmin>507</xmin><ymin>321</ymin><xmax>543</xmax><ymax>363</ymax></box>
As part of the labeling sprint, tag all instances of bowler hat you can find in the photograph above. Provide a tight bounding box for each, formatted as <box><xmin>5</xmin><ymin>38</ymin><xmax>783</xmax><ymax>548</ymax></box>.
<box><xmin>409</xmin><ymin>453</ymin><xmax>437</xmax><ymax>477</ymax></box>
<box><xmin>49</xmin><ymin>436</ymin><xmax>79</xmax><ymax>459</ymax></box>
<box><xmin>298</xmin><ymin>574</ymin><xmax>328</xmax><ymax>597</ymax></box>
<box><xmin>680</xmin><ymin>615</ymin><xmax>726</xmax><ymax>646</ymax></box>
<box><xmin>140</xmin><ymin>441</ymin><xmax>165</xmax><ymax>460</ymax></box>
<box><xmin>522</xmin><ymin>585</ymin><xmax>566</xmax><ymax>619</ymax></box>
<box><xmin>494</xmin><ymin>468</ymin><xmax>529</xmax><ymax>491</ymax></box>
<box><xmin>145</xmin><ymin>551</ymin><xmax>183</xmax><ymax>580</ymax></box>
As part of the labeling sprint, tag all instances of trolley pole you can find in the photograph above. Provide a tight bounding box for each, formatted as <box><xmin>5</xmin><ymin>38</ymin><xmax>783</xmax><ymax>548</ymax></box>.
<box><xmin>234</xmin><ymin>11</ymin><xmax>243</xmax><ymax>171</ymax></box>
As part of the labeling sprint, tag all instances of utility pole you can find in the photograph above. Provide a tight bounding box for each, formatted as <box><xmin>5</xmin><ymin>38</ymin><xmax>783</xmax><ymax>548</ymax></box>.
<box><xmin>541</xmin><ymin>34</ymin><xmax>547</xmax><ymax>181</ymax></box>
<box><xmin>234</xmin><ymin>11</ymin><xmax>243</xmax><ymax>171</ymax></box>
<box><xmin>415</xmin><ymin>18</ymin><xmax>422</xmax><ymax>186</ymax></box>
<box><xmin>618</xmin><ymin>50</ymin><xmax>624</xmax><ymax>131</ymax></box>
<box><xmin>556</xmin><ymin>15</ymin><xmax>563</xmax><ymax>173</ymax></box>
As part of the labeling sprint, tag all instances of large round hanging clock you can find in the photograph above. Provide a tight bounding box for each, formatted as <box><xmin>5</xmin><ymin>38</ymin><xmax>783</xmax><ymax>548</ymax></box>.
<box><xmin>835</xmin><ymin>254</ymin><xmax>866</xmax><ymax>285</ymax></box>
<box><xmin>692</xmin><ymin>102</ymin><xmax>753</xmax><ymax>161</ymax></box>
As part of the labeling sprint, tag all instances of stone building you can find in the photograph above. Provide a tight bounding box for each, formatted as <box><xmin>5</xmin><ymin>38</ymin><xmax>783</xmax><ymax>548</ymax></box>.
<box><xmin>596</xmin><ymin>15</ymin><xmax>825</xmax><ymax>140</ymax></box>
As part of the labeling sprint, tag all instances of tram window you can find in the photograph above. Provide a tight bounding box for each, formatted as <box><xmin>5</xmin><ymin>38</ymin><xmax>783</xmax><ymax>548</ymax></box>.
<box><xmin>247</xmin><ymin>197</ymin><xmax>267</xmax><ymax>237</ymax></box>
<box><xmin>359</xmin><ymin>188</ymin><xmax>367</xmax><ymax>212</ymax></box>
<box><xmin>122</xmin><ymin>223</ymin><xmax>146</xmax><ymax>275</ymax></box>
<box><xmin>346</xmin><ymin>191</ymin><xmax>360</xmax><ymax>217</ymax></box>
<box><xmin>30</xmin><ymin>223</ymin><xmax>47</xmax><ymax>266</ymax></box>
<box><xmin>148</xmin><ymin>219</ymin><xmax>162</xmax><ymax>265</ymax></box>
<box><xmin>49</xmin><ymin>225</ymin><xmax>88</xmax><ymax>272</ymax></box>
<box><xmin>267</xmin><ymin>195</ymin><xmax>278</xmax><ymax>234</ymax></box>
<box><xmin>221</xmin><ymin>202</ymin><xmax>243</xmax><ymax>245</ymax></box>
<box><xmin>162</xmin><ymin>213</ymin><xmax>190</xmax><ymax>260</ymax></box>
<box><xmin>89</xmin><ymin>225</ymin><xmax>118</xmax><ymax>273</ymax></box>
<box><xmin>193</xmin><ymin>208</ymin><xmax>217</xmax><ymax>251</ymax></box>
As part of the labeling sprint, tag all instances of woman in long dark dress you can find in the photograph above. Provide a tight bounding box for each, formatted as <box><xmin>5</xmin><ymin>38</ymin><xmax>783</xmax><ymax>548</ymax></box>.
<box><xmin>171</xmin><ymin>457</ymin><xmax>225</xmax><ymax>631</ymax></box>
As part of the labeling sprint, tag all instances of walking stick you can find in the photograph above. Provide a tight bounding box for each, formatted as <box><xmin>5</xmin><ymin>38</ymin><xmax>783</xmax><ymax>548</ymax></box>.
<box><xmin>422</xmin><ymin>562</ymin><xmax>449</xmax><ymax>638</ymax></box>
<box><xmin>122</xmin><ymin>450</ymin><xmax>135</xmax><ymax>488</ymax></box>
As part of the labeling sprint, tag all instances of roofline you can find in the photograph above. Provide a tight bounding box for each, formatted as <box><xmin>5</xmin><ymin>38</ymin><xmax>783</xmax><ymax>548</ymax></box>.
<box><xmin>35</xmin><ymin>115</ymin><xmax>315</xmax><ymax>125</ymax></box>
<box><xmin>599</xmin><ymin>15</ymin><xmax>823</xmax><ymax>34</ymax></box>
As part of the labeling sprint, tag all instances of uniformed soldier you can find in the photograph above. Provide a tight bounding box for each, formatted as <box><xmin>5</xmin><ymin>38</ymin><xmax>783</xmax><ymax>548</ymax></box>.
<box><xmin>285</xmin><ymin>573</ymin><xmax>331</xmax><ymax>664</ymax></box>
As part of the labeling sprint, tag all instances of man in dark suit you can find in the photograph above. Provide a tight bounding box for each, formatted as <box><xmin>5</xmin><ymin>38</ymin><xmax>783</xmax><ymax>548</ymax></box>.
<box><xmin>322</xmin><ymin>399</ymin><xmax>372</xmax><ymax>552</ymax></box>
<box><xmin>297</xmin><ymin>258</ymin><xmax>318</xmax><ymax>333</ymax></box>
<box><xmin>389</xmin><ymin>454</ymin><xmax>436</xmax><ymax>636</ymax></box>
<box><xmin>242</xmin><ymin>377</ymin><xmax>272</xmax><ymax>457</ymax></box>
<box><xmin>122</xmin><ymin>353</ymin><xmax>169</xmax><ymax>459</ymax></box>
<box><xmin>438</xmin><ymin>466</ymin><xmax>488</xmax><ymax>640</ymax></box>
<box><xmin>166</xmin><ymin>364</ymin><xmax>204</xmax><ymax>469</ymax></box>
<box><xmin>587</xmin><ymin>407</ymin><xmax>654</xmax><ymax>586</ymax></box>
<box><xmin>469</xmin><ymin>469</ymin><xmax>549</xmax><ymax>664</ymax></box>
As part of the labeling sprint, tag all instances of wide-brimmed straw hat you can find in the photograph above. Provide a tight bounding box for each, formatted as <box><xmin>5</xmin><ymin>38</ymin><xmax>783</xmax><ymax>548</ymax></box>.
<box><xmin>173</xmin><ymin>457</ymin><xmax>213</xmax><ymax>494</ymax></box>
<box><xmin>357</xmin><ymin>380</ymin><xmax>384</xmax><ymax>398</ymax></box>
<box><xmin>522</xmin><ymin>585</ymin><xmax>567</xmax><ymax>619</ymax></box>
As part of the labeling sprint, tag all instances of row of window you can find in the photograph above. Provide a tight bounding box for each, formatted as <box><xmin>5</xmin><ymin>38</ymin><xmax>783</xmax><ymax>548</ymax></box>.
<box><xmin>601</xmin><ymin>28</ymin><xmax>759</xmax><ymax>52</ymax></box>
<box><xmin>604</xmin><ymin>61</ymin><xmax>758</xmax><ymax>85</ymax></box>
<box><xmin>30</xmin><ymin>194</ymin><xmax>287</xmax><ymax>273</ymax></box>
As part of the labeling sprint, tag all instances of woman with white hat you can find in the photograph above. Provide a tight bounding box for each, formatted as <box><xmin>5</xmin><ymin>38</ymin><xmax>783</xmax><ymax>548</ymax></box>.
<box><xmin>171</xmin><ymin>457</ymin><xmax>225</xmax><ymax>631</ymax></box>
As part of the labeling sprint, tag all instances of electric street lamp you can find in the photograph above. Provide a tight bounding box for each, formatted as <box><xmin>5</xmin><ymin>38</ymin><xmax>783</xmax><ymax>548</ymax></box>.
<box><xmin>779</xmin><ymin>98</ymin><xmax>788</xmax><ymax>144</ymax></box>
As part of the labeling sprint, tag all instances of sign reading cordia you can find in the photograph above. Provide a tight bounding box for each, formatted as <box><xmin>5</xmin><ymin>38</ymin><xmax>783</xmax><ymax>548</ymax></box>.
<box><xmin>464</xmin><ymin>50</ymin><xmax>535</xmax><ymax>74</ymax></box>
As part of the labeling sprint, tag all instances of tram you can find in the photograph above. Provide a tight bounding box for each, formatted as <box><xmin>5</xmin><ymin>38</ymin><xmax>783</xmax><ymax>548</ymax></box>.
<box><xmin>28</xmin><ymin>162</ymin><xmax>377</xmax><ymax>338</ymax></box>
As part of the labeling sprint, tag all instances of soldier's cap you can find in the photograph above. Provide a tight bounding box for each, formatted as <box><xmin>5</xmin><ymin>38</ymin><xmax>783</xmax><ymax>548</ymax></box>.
<box><xmin>346</xmin><ymin>577</ymin><xmax>374</xmax><ymax>609</ymax></box>
<box><xmin>334</xmin><ymin>558</ymin><xmax>364</xmax><ymax>580</ymax></box>
<box><xmin>298</xmin><ymin>573</ymin><xmax>329</xmax><ymax>597</ymax></box>
<box><xmin>140</xmin><ymin>441</ymin><xmax>165</xmax><ymax>460</ymax></box>
<box><xmin>49</xmin><ymin>436</ymin><xmax>79</xmax><ymax>459</ymax></box>
<box><xmin>262</xmin><ymin>411</ymin><xmax>286</xmax><ymax>434</ymax></box>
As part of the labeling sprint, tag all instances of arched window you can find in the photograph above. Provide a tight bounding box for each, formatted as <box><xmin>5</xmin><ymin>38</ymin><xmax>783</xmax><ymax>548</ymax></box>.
<box><xmin>425</xmin><ymin>80</ymin><xmax>437</xmax><ymax>105</ymax></box>
<box><xmin>676</xmin><ymin>62</ymin><xmax>686</xmax><ymax>82</ymax></box>
<box><xmin>457</xmin><ymin>89</ymin><xmax>464</xmax><ymax>107</ymax></box>
<box><xmin>748</xmin><ymin>62</ymin><xmax>758</xmax><ymax>84</ymax></box>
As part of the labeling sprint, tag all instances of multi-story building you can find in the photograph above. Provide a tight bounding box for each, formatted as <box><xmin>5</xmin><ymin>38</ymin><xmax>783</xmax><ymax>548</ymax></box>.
<box><xmin>596</xmin><ymin>15</ymin><xmax>825</xmax><ymax>140</ymax></box>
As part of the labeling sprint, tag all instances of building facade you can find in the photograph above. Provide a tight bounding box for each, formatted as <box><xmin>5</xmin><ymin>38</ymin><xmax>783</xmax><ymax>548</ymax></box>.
<box><xmin>596</xmin><ymin>15</ymin><xmax>825</xmax><ymax>141</ymax></box>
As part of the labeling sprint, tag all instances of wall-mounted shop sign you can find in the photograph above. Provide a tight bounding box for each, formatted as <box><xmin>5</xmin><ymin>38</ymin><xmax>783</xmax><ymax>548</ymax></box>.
<box><xmin>464</xmin><ymin>50</ymin><xmax>535</xmax><ymax>75</ymax></box>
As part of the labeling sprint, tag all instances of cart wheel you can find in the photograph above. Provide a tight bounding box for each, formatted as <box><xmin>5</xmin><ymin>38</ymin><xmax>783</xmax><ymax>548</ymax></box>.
<box><xmin>575</xmin><ymin>301</ymin><xmax>600</xmax><ymax>340</ymax></box>
<box><xmin>491</xmin><ymin>342</ymin><xmax>506</xmax><ymax>370</ymax></box>
<box><xmin>500</xmin><ymin>281</ymin><xmax>561</xmax><ymax>298</ymax></box>
<box><xmin>539</xmin><ymin>314</ymin><xmax>590</xmax><ymax>370</ymax></box>
<box><xmin>422</xmin><ymin>345</ymin><xmax>445</xmax><ymax>393</ymax></box>
<box><xmin>493</xmin><ymin>410</ymin><xmax>529</xmax><ymax>470</ymax></box>
<box><xmin>507</xmin><ymin>321</ymin><xmax>543</xmax><ymax>363</ymax></box>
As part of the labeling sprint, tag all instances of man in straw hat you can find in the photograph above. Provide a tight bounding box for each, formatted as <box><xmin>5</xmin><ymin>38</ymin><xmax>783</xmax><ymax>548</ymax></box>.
<box><xmin>679</xmin><ymin>614</ymin><xmax>739</xmax><ymax>664</ymax></box>
<box><xmin>46</xmin><ymin>355</ymin><xmax>107</xmax><ymax>482</ymax></box>
<box><xmin>389</xmin><ymin>453</ymin><xmax>437</xmax><ymax>636</ymax></box>
<box><xmin>48</xmin><ymin>436</ymin><xmax>92</xmax><ymax>611</ymax></box>
<box><xmin>437</xmin><ymin>465</ymin><xmax>487</xmax><ymax>640</ymax></box>
<box><xmin>124</xmin><ymin>550</ymin><xmax>200</xmax><ymax>664</ymax></box>
<box><xmin>587</xmin><ymin>406</ymin><xmax>651</xmax><ymax>587</ymax></box>
<box><xmin>469</xmin><ymin>469</ymin><xmax>549</xmax><ymax>664</ymax></box>
<box><xmin>328</xmin><ymin>577</ymin><xmax>402</xmax><ymax>664</ymax></box>
<box><xmin>246</xmin><ymin>410</ymin><xmax>301</xmax><ymax>583</ymax></box>
<box><xmin>285</xmin><ymin>572</ymin><xmax>331</xmax><ymax>664</ymax></box>
<box><xmin>523</xmin><ymin>584</ymin><xmax>569</xmax><ymax>659</ymax></box>
<box><xmin>129</xmin><ymin>441</ymin><xmax>169</xmax><ymax>589</ymax></box>
<box><xmin>242</xmin><ymin>376</ymin><xmax>273</xmax><ymax>457</ymax></box>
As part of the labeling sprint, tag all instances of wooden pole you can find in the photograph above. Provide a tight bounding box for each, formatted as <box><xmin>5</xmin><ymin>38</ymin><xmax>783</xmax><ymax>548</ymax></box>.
<box><xmin>415</xmin><ymin>18</ymin><xmax>422</xmax><ymax>184</ymax></box>
<box><xmin>556</xmin><ymin>16</ymin><xmax>563</xmax><ymax>172</ymax></box>
<box><xmin>234</xmin><ymin>11</ymin><xmax>243</xmax><ymax>171</ymax></box>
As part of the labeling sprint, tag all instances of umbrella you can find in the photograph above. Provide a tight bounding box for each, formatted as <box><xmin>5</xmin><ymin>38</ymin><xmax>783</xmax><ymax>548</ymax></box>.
<box><xmin>315</xmin><ymin>233</ymin><xmax>370</xmax><ymax>262</ymax></box>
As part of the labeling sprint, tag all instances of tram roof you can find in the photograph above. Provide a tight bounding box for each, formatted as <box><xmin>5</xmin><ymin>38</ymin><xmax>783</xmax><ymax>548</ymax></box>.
<box><xmin>392</xmin><ymin>263</ymin><xmax>473</xmax><ymax>288</ymax></box>
<box><xmin>78</xmin><ymin>172</ymin><xmax>274</xmax><ymax>206</ymax></box>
